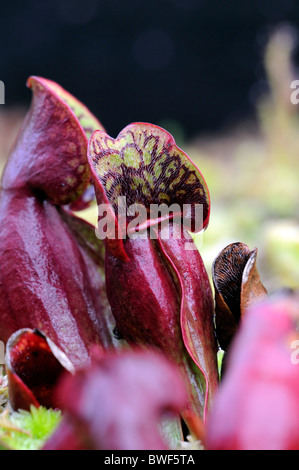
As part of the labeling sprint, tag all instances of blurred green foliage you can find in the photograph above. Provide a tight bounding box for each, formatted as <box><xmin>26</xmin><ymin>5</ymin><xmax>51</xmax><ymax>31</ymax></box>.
<box><xmin>190</xmin><ymin>26</ymin><xmax>299</xmax><ymax>293</ymax></box>
<box><xmin>0</xmin><ymin>406</ymin><xmax>61</xmax><ymax>450</ymax></box>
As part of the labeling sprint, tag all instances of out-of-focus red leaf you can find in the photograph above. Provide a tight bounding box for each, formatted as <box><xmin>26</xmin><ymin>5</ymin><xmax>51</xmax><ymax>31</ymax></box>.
<box><xmin>42</xmin><ymin>417</ymin><xmax>84</xmax><ymax>450</ymax></box>
<box><xmin>206</xmin><ymin>293</ymin><xmax>299</xmax><ymax>450</ymax></box>
<box><xmin>43</xmin><ymin>349</ymin><xmax>188</xmax><ymax>450</ymax></box>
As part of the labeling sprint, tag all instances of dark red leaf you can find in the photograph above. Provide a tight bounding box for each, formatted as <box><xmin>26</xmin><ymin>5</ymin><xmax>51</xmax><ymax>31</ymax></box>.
<box><xmin>88</xmin><ymin>123</ymin><xmax>217</xmax><ymax>425</ymax></box>
<box><xmin>6</xmin><ymin>328</ymin><xmax>73</xmax><ymax>411</ymax></box>
<box><xmin>206</xmin><ymin>293</ymin><xmax>299</xmax><ymax>450</ymax></box>
<box><xmin>105</xmin><ymin>226</ymin><xmax>218</xmax><ymax>423</ymax></box>
<box><xmin>157</xmin><ymin>224</ymin><xmax>218</xmax><ymax>420</ymax></box>
<box><xmin>0</xmin><ymin>77</ymin><xmax>113</xmax><ymax>366</ymax></box>
<box><xmin>43</xmin><ymin>349</ymin><xmax>188</xmax><ymax>450</ymax></box>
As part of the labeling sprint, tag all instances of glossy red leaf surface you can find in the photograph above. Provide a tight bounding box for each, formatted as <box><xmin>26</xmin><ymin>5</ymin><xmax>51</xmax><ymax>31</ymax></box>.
<box><xmin>0</xmin><ymin>77</ymin><xmax>113</xmax><ymax>366</ymax></box>
<box><xmin>43</xmin><ymin>349</ymin><xmax>188</xmax><ymax>450</ymax></box>
<box><xmin>157</xmin><ymin>224</ymin><xmax>218</xmax><ymax>420</ymax></box>
<box><xmin>2</xmin><ymin>77</ymin><xmax>102</xmax><ymax>204</ymax></box>
<box><xmin>105</xmin><ymin>227</ymin><xmax>218</xmax><ymax>422</ymax></box>
<box><xmin>206</xmin><ymin>294</ymin><xmax>299</xmax><ymax>450</ymax></box>
<box><xmin>88</xmin><ymin>123</ymin><xmax>217</xmax><ymax>423</ymax></box>
<box><xmin>6</xmin><ymin>328</ymin><xmax>73</xmax><ymax>411</ymax></box>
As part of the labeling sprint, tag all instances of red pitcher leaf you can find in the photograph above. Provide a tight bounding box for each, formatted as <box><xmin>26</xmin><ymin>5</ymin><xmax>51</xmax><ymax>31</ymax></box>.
<box><xmin>0</xmin><ymin>77</ymin><xmax>114</xmax><ymax>365</ymax></box>
<box><xmin>59</xmin><ymin>208</ymin><xmax>105</xmax><ymax>272</ymax></box>
<box><xmin>105</xmin><ymin>230</ymin><xmax>217</xmax><ymax>423</ymax></box>
<box><xmin>43</xmin><ymin>349</ymin><xmax>188</xmax><ymax>450</ymax></box>
<box><xmin>0</xmin><ymin>195</ymin><xmax>113</xmax><ymax>366</ymax></box>
<box><xmin>31</xmin><ymin>76</ymin><xmax>105</xmax><ymax>139</ymax></box>
<box><xmin>6</xmin><ymin>328</ymin><xmax>74</xmax><ymax>412</ymax></box>
<box><xmin>105</xmin><ymin>236</ymin><xmax>182</xmax><ymax>351</ymax></box>
<box><xmin>59</xmin><ymin>209</ymin><xmax>122</xmax><ymax>349</ymax></box>
<box><xmin>2</xmin><ymin>76</ymin><xmax>99</xmax><ymax>206</ymax></box>
<box><xmin>89</xmin><ymin>122</ymin><xmax>216</xmax><ymax>426</ymax></box>
<box><xmin>88</xmin><ymin>123</ymin><xmax>210</xmax><ymax>260</ymax></box>
<box><xmin>36</xmin><ymin>75</ymin><xmax>106</xmax><ymax>213</ymax></box>
<box><xmin>206</xmin><ymin>293</ymin><xmax>299</xmax><ymax>450</ymax></box>
<box><xmin>156</xmin><ymin>224</ymin><xmax>218</xmax><ymax>421</ymax></box>
<box><xmin>212</xmin><ymin>242</ymin><xmax>267</xmax><ymax>351</ymax></box>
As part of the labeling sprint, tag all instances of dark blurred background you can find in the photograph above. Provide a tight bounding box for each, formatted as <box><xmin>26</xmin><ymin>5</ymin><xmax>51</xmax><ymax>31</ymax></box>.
<box><xmin>1</xmin><ymin>0</ymin><xmax>299</xmax><ymax>139</ymax></box>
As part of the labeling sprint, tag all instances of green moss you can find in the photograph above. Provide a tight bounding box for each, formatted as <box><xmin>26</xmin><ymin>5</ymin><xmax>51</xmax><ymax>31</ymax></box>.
<box><xmin>0</xmin><ymin>406</ymin><xmax>62</xmax><ymax>450</ymax></box>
